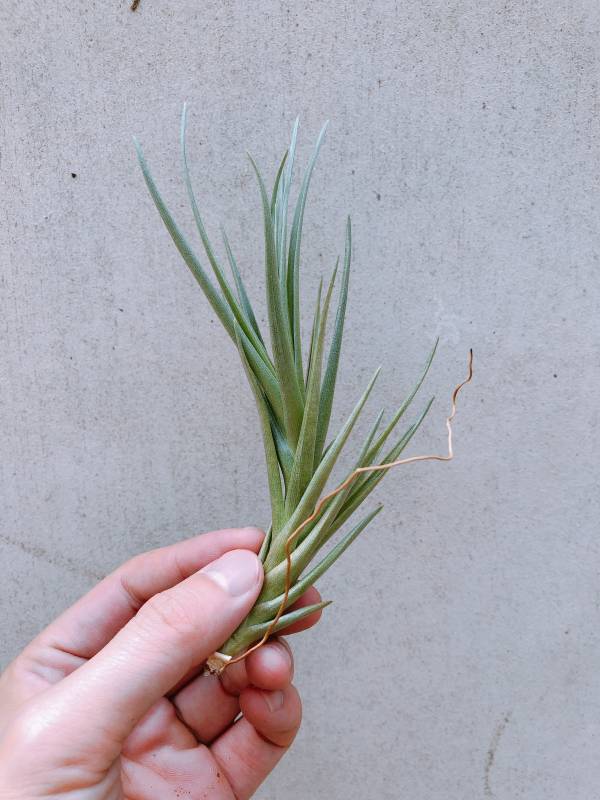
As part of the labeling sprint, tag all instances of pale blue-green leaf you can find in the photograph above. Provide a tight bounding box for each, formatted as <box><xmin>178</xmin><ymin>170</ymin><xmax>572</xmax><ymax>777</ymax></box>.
<box><xmin>281</xmin><ymin>408</ymin><xmax>386</xmax><ymax>575</ymax></box>
<box><xmin>133</xmin><ymin>137</ymin><xmax>234</xmax><ymax>337</ymax></box>
<box><xmin>287</xmin><ymin>122</ymin><xmax>329</xmax><ymax>386</ymax></box>
<box><xmin>269</xmin><ymin>413</ymin><xmax>294</xmax><ymax>486</ymax></box>
<box><xmin>220</xmin><ymin>226</ymin><xmax>265</xmax><ymax>346</ymax></box>
<box><xmin>248</xmin><ymin>153</ymin><xmax>304</xmax><ymax>446</ymax></box>
<box><xmin>258</xmin><ymin>526</ymin><xmax>272</xmax><ymax>563</ymax></box>
<box><xmin>180</xmin><ymin>106</ymin><xmax>271</xmax><ymax>365</ymax></box>
<box><xmin>273</xmin><ymin>155</ymin><xmax>289</xmax><ymax>297</ymax></box>
<box><xmin>314</xmin><ymin>216</ymin><xmax>352</xmax><ymax>464</ymax></box>
<box><xmin>235</xmin><ymin>328</ymin><xmax>285</xmax><ymax>435</ymax></box>
<box><xmin>304</xmin><ymin>279</ymin><xmax>323</xmax><ymax>390</ymax></box>
<box><xmin>285</xmin><ymin>265</ymin><xmax>337</xmax><ymax>515</ymax></box>
<box><xmin>264</xmin><ymin>366</ymin><xmax>380</xmax><ymax>572</ymax></box>
<box><xmin>275</xmin><ymin>118</ymin><xmax>299</xmax><ymax>313</ymax></box>
<box><xmin>241</xmin><ymin>600</ymin><xmax>332</xmax><ymax>644</ymax></box>
<box><xmin>270</xmin><ymin>150</ymin><xmax>289</xmax><ymax>218</ymax></box>
<box><xmin>285</xmin><ymin>270</ymin><xmax>336</xmax><ymax>515</ymax></box>
<box><xmin>253</xmin><ymin>505</ymin><xmax>382</xmax><ymax>621</ymax></box>
<box><xmin>233</xmin><ymin>322</ymin><xmax>285</xmax><ymax>534</ymax></box>
<box><xmin>331</xmin><ymin>396</ymin><xmax>435</xmax><ymax>535</ymax></box>
<box><xmin>365</xmin><ymin>338</ymin><xmax>438</xmax><ymax>465</ymax></box>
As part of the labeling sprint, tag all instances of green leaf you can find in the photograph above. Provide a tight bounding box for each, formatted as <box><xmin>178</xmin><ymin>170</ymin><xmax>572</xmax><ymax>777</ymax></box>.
<box><xmin>258</xmin><ymin>526</ymin><xmax>272</xmax><ymax>563</ymax></box>
<box><xmin>272</xmin><ymin>150</ymin><xmax>289</xmax><ymax>286</ymax></box>
<box><xmin>134</xmin><ymin>137</ymin><xmax>234</xmax><ymax>336</ymax></box>
<box><xmin>331</xmin><ymin>396</ymin><xmax>435</xmax><ymax>536</ymax></box>
<box><xmin>264</xmin><ymin>366</ymin><xmax>380</xmax><ymax>575</ymax></box>
<box><xmin>268</xmin><ymin>412</ymin><xmax>295</xmax><ymax>486</ymax></box>
<box><xmin>270</xmin><ymin>149</ymin><xmax>289</xmax><ymax>219</ymax></box>
<box><xmin>276</xmin><ymin>408</ymin><xmax>387</xmax><ymax>577</ymax></box>
<box><xmin>269</xmin><ymin>120</ymin><xmax>299</xmax><ymax>327</ymax></box>
<box><xmin>287</xmin><ymin>122</ymin><xmax>329</xmax><ymax>389</ymax></box>
<box><xmin>252</xmin><ymin>505</ymin><xmax>382</xmax><ymax>621</ymax></box>
<box><xmin>237</xmin><ymin>600</ymin><xmax>332</xmax><ymax>647</ymax></box>
<box><xmin>137</xmin><ymin>115</ymin><xmax>446</xmax><ymax>665</ymax></box>
<box><xmin>365</xmin><ymin>338</ymin><xmax>438</xmax><ymax>465</ymax></box>
<box><xmin>180</xmin><ymin>106</ymin><xmax>270</xmax><ymax>365</ymax></box>
<box><xmin>221</xmin><ymin>226</ymin><xmax>264</xmax><ymax>346</ymax></box>
<box><xmin>135</xmin><ymin>132</ymin><xmax>283</xmax><ymax>430</ymax></box>
<box><xmin>285</xmin><ymin>267</ymin><xmax>336</xmax><ymax>514</ymax></box>
<box><xmin>289</xmin><ymin>388</ymin><xmax>382</xmax><ymax>553</ymax></box>
<box><xmin>314</xmin><ymin>216</ymin><xmax>352</xmax><ymax>464</ymax></box>
<box><xmin>249</xmin><ymin>154</ymin><xmax>305</xmax><ymax>447</ymax></box>
<box><xmin>303</xmin><ymin>278</ymin><xmax>323</xmax><ymax>393</ymax></box>
<box><xmin>233</xmin><ymin>323</ymin><xmax>285</xmax><ymax>534</ymax></box>
<box><xmin>282</xmin><ymin>119</ymin><xmax>299</xmax><ymax>225</ymax></box>
<box><xmin>234</xmin><ymin>329</ymin><xmax>285</xmax><ymax>440</ymax></box>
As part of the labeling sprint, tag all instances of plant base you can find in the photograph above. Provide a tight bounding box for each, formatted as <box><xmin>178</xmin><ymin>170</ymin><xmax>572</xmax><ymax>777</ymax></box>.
<box><xmin>203</xmin><ymin>651</ymin><xmax>232</xmax><ymax>676</ymax></box>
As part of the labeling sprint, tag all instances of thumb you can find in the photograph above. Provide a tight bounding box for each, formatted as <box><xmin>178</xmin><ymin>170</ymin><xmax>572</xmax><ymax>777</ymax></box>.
<box><xmin>44</xmin><ymin>549</ymin><xmax>262</xmax><ymax>756</ymax></box>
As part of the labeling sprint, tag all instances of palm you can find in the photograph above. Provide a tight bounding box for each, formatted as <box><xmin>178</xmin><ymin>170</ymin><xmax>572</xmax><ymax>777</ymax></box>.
<box><xmin>0</xmin><ymin>530</ymin><xmax>320</xmax><ymax>800</ymax></box>
<box><xmin>119</xmin><ymin>698</ymin><xmax>236</xmax><ymax>800</ymax></box>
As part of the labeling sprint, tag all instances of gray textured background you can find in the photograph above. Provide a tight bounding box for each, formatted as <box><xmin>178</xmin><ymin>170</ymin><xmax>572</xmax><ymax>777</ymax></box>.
<box><xmin>1</xmin><ymin>2</ymin><xmax>599</xmax><ymax>798</ymax></box>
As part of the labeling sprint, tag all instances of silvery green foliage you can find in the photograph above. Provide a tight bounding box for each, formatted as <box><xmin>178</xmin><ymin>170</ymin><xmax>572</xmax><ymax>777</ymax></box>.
<box><xmin>135</xmin><ymin>109</ymin><xmax>435</xmax><ymax>655</ymax></box>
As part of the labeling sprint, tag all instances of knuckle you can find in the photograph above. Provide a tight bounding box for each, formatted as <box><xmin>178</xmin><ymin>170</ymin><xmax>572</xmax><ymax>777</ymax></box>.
<box><xmin>139</xmin><ymin>588</ymin><xmax>199</xmax><ymax>641</ymax></box>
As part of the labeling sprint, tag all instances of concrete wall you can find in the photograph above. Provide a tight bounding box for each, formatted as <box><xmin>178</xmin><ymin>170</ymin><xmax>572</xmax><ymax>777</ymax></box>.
<box><xmin>2</xmin><ymin>2</ymin><xmax>599</xmax><ymax>797</ymax></box>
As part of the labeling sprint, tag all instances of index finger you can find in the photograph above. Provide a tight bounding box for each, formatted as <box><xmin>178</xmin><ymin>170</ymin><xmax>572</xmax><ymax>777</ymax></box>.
<box><xmin>30</xmin><ymin>527</ymin><xmax>264</xmax><ymax>662</ymax></box>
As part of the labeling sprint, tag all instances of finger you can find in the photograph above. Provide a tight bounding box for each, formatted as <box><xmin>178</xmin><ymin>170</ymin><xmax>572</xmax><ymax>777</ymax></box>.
<box><xmin>173</xmin><ymin>672</ymin><xmax>240</xmax><ymax>744</ymax></box>
<box><xmin>239</xmin><ymin>684</ymin><xmax>301</xmax><ymax>747</ymax></box>
<box><xmin>245</xmin><ymin>638</ymin><xmax>294</xmax><ymax>691</ymax></box>
<box><xmin>172</xmin><ymin>639</ymin><xmax>293</xmax><ymax>743</ymax></box>
<box><xmin>220</xmin><ymin>638</ymin><xmax>293</xmax><ymax>694</ymax></box>
<box><xmin>211</xmin><ymin>685</ymin><xmax>302</xmax><ymax>799</ymax></box>
<box><xmin>31</xmin><ymin>527</ymin><xmax>264</xmax><ymax>663</ymax></box>
<box><xmin>277</xmin><ymin>585</ymin><xmax>324</xmax><ymax>634</ymax></box>
<box><xmin>42</xmin><ymin>549</ymin><xmax>263</xmax><ymax>763</ymax></box>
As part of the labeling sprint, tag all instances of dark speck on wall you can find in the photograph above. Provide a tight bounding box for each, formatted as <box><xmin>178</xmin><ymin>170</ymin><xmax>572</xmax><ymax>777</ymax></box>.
<box><xmin>71</xmin><ymin>173</ymin><xmax>77</xmax><ymax>178</ymax></box>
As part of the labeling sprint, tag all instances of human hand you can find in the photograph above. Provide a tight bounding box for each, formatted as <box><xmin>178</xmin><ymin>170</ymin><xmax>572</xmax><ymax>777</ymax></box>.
<box><xmin>0</xmin><ymin>527</ymin><xmax>323</xmax><ymax>799</ymax></box>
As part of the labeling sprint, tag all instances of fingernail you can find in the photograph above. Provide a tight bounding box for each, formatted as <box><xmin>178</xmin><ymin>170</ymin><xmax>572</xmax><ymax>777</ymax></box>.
<box><xmin>202</xmin><ymin>550</ymin><xmax>262</xmax><ymax>597</ymax></box>
<box><xmin>262</xmin><ymin>641</ymin><xmax>293</xmax><ymax>678</ymax></box>
<box><xmin>262</xmin><ymin>690</ymin><xmax>284</xmax><ymax>712</ymax></box>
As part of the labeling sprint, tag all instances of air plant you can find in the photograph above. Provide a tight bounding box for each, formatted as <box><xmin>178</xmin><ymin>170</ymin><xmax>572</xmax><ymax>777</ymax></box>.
<box><xmin>134</xmin><ymin>109</ymin><xmax>449</xmax><ymax>671</ymax></box>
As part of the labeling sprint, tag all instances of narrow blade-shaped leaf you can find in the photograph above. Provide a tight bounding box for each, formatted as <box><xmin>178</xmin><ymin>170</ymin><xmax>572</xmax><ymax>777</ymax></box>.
<box><xmin>134</xmin><ymin>138</ymin><xmax>234</xmax><ymax>337</ymax></box>
<box><xmin>287</xmin><ymin>122</ymin><xmax>329</xmax><ymax>387</ymax></box>
<box><xmin>230</xmin><ymin>600</ymin><xmax>332</xmax><ymax>652</ymax></box>
<box><xmin>285</xmin><ymin>268</ymin><xmax>336</xmax><ymax>514</ymax></box>
<box><xmin>365</xmin><ymin>338</ymin><xmax>438</xmax><ymax>466</ymax></box>
<box><xmin>314</xmin><ymin>216</ymin><xmax>352</xmax><ymax>464</ymax></box>
<box><xmin>233</xmin><ymin>322</ymin><xmax>285</xmax><ymax>534</ymax></box>
<box><xmin>264</xmin><ymin>366</ymin><xmax>380</xmax><ymax>573</ymax></box>
<box><xmin>249</xmin><ymin>154</ymin><xmax>304</xmax><ymax>446</ymax></box>
<box><xmin>221</xmin><ymin>226</ymin><xmax>264</xmax><ymax>346</ymax></box>
<box><xmin>180</xmin><ymin>106</ymin><xmax>271</xmax><ymax>365</ymax></box>
<box><xmin>331</xmin><ymin>397</ymin><xmax>435</xmax><ymax>536</ymax></box>
<box><xmin>253</xmin><ymin>505</ymin><xmax>382</xmax><ymax>621</ymax></box>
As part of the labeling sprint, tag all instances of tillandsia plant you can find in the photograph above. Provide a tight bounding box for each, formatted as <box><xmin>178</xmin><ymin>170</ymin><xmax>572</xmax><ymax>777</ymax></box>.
<box><xmin>134</xmin><ymin>108</ymin><xmax>445</xmax><ymax>672</ymax></box>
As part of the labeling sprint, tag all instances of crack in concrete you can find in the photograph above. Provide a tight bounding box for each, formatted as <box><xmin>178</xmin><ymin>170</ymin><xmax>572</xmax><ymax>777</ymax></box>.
<box><xmin>0</xmin><ymin>532</ymin><xmax>101</xmax><ymax>582</ymax></box>
<box><xmin>484</xmin><ymin>711</ymin><xmax>512</xmax><ymax>797</ymax></box>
